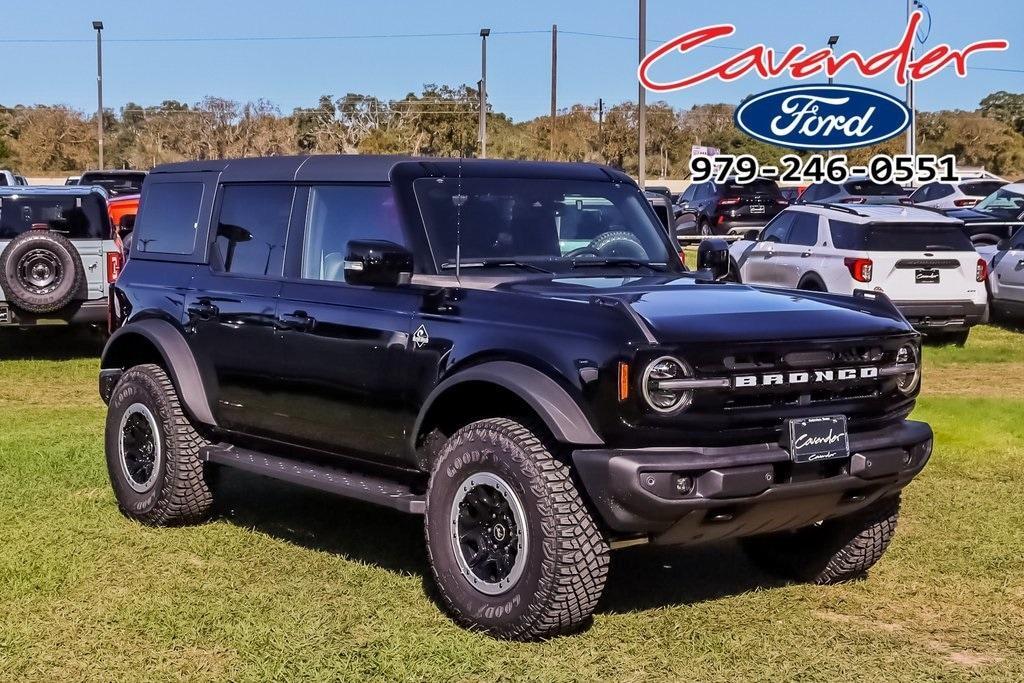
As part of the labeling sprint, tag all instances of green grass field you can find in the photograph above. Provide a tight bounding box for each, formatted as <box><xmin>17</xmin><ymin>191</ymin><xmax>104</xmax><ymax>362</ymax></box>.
<box><xmin>1</xmin><ymin>326</ymin><xmax>1022</xmax><ymax>681</ymax></box>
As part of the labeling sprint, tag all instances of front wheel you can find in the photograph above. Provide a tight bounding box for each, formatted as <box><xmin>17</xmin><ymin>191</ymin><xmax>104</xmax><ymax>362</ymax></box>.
<box><xmin>741</xmin><ymin>495</ymin><xmax>901</xmax><ymax>584</ymax></box>
<box><xmin>424</xmin><ymin>418</ymin><xmax>609</xmax><ymax>640</ymax></box>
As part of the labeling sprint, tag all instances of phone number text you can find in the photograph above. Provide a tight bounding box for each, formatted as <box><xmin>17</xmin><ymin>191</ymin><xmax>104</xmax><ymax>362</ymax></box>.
<box><xmin>689</xmin><ymin>154</ymin><xmax>960</xmax><ymax>186</ymax></box>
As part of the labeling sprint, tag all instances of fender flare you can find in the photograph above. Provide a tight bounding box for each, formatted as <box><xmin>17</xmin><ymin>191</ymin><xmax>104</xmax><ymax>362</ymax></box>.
<box><xmin>413</xmin><ymin>361</ymin><xmax>604</xmax><ymax>447</ymax></box>
<box><xmin>100</xmin><ymin>318</ymin><xmax>217</xmax><ymax>426</ymax></box>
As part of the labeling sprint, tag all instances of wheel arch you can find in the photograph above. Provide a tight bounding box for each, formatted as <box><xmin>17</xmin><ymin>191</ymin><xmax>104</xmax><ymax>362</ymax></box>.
<box><xmin>798</xmin><ymin>272</ymin><xmax>828</xmax><ymax>291</ymax></box>
<box><xmin>100</xmin><ymin>318</ymin><xmax>217</xmax><ymax>426</ymax></box>
<box><xmin>412</xmin><ymin>361</ymin><xmax>603</xmax><ymax>468</ymax></box>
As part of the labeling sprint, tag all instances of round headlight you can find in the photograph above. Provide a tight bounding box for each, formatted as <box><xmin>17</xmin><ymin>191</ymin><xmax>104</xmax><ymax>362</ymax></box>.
<box><xmin>642</xmin><ymin>356</ymin><xmax>694</xmax><ymax>414</ymax></box>
<box><xmin>895</xmin><ymin>344</ymin><xmax>921</xmax><ymax>395</ymax></box>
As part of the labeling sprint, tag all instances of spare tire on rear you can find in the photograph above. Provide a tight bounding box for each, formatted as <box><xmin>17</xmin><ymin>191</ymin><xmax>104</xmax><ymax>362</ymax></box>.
<box><xmin>0</xmin><ymin>231</ymin><xmax>86</xmax><ymax>314</ymax></box>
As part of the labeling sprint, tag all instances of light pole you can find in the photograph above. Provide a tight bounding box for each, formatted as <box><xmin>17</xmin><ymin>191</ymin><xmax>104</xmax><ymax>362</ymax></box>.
<box><xmin>479</xmin><ymin>28</ymin><xmax>490</xmax><ymax>159</ymax></box>
<box><xmin>637</xmin><ymin>0</ymin><xmax>647</xmax><ymax>188</ymax></box>
<box><xmin>827</xmin><ymin>35</ymin><xmax>839</xmax><ymax>158</ymax></box>
<box><xmin>905</xmin><ymin>0</ymin><xmax>924</xmax><ymax>157</ymax></box>
<box><xmin>93</xmin><ymin>20</ymin><xmax>104</xmax><ymax>169</ymax></box>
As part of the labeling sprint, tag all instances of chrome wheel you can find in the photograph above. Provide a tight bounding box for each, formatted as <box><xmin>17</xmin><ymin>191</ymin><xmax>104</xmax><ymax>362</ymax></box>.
<box><xmin>450</xmin><ymin>472</ymin><xmax>528</xmax><ymax>596</ymax></box>
<box><xmin>18</xmin><ymin>249</ymin><xmax>63</xmax><ymax>295</ymax></box>
<box><xmin>118</xmin><ymin>403</ymin><xmax>162</xmax><ymax>493</ymax></box>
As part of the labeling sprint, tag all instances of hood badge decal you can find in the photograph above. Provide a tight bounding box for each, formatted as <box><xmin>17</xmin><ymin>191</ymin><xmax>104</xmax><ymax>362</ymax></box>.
<box><xmin>412</xmin><ymin>325</ymin><xmax>430</xmax><ymax>348</ymax></box>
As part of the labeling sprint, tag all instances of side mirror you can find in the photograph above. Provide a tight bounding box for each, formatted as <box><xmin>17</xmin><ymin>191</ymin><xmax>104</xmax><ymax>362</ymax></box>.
<box><xmin>344</xmin><ymin>239</ymin><xmax>413</xmax><ymax>286</ymax></box>
<box><xmin>697</xmin><ymin>237</ymin><xmax>730</xmax><ymax>280</ymax></box>
<box><xmin>117</xmin><ymin>214</ymin><xmax>135</xmax><ymax>240</ymax></box>
<box><xmin>743</xmin><ymin>229</ymin><xmax>761</xmax><ymax>241</ymax></box>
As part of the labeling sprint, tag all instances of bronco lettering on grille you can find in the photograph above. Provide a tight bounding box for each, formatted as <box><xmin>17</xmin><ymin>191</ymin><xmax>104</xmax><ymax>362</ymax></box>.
<box><xmin>734</xmin><ymin>366</ymin><xmax>878</xmax><ymax>388</ymax></box>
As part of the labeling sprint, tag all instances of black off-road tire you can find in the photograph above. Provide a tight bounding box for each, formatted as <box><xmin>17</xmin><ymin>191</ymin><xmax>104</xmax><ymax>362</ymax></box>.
<box><xmin>589</xmin><ymin>231</ymin><xmax>647</xmax><ymax>259</ymax></box>
<box><xmin>741</xmin><ymin>495</ymin><xmax>901</xmax><ymax>585</ymax></box>
<box><xmin>424</xmin><ymin>418</ymin><xmax>610</xmax><ymax>640</ymax></box>
<box><xmin>104</xmin><ymin>363</ymin><xmax>214</xmax><ymax>526</ymax></box>
<box><xmin>0</xmin><ymin>231</ymin><xmax>86</xmax><ymax>314</ymax></box>
<box><xmin>931</xmin><ymin>330</ymin><xmax>970</xmax><ymax>347</ymax></box>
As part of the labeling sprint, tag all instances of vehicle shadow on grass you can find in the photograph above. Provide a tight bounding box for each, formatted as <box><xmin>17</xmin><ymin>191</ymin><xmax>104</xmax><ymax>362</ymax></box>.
<box><xmin>0</xmin><ymin>327</ymin><xmax>105</xmax><ymax>360</ymax></box>
<box><xmin>213</xmin><ymin>468</ymin><xmax>785</xmax><ymax>614</ymax></box>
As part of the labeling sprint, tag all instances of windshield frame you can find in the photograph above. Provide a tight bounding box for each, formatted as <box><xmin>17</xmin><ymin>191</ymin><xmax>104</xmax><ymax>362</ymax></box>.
<box><xmin>412</xmin><ymin>176</ymin><xmax>683</xmax><ymax>277</ymax></box>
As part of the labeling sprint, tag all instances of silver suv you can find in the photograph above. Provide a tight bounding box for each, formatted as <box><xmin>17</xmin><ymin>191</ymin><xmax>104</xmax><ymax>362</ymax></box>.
<box><xmin>0</xmin><ymin>186</ymin><xmax>118</xmax><ymax>327</ymax></box>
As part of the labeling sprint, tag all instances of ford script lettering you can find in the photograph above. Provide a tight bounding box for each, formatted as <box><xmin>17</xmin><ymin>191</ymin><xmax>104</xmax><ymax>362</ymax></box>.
<box><xmin>734</xmin><ymin>85</ymin><xmax>910</xmax><ymax>150</ymax></box>
<box><xmin>734</xmin><ymin>366</ymin><xmax>878</xmax><ymax>388</ymax></box>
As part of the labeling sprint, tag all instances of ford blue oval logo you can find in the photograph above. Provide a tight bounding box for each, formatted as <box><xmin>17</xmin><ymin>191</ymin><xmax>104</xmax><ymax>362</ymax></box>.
<box><xmin>734</xmin><ymin>84</ymin><xmax>910</xmax><ymax>150</ymax></box>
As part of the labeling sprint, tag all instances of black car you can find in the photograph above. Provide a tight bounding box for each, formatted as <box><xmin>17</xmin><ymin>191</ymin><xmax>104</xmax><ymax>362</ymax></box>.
<box><xmin>99</xmin><ymin>155</ymin><xmax>932</xmax><ymax>640</ymax></box>
<box><xmin>675</xmin><ymin>178</ymin><xmax>786</xmax><ymax>235</ymax></box>
<box><xmin>79</xmin><ymin>170</ymin><xmax>148</xmax><ymax>197</ymax></box>
<box><xmin>945</xmin><ymin>183</ymin><xmax>1024</xmax><ymax>246</ymax></box>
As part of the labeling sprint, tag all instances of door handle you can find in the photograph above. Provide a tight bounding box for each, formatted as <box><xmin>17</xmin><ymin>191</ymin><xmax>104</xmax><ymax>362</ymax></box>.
<box><xmin>801</xmin><ymin>251</ymin><xmax>813</xmax><ymax>258</ymax></box>
<box><xmin>279</xmin><ymin>310</ymin><xmax>316</xmax><ymax>332</ymax></box>
<box><xmin>187</xmin><ymin>299</ymin><xmax>219</xmax><ymax>320</ymax></box>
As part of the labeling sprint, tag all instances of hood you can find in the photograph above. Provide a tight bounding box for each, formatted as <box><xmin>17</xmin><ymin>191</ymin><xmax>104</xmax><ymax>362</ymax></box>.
<box><xmin>496</xmin><ymin>275</ymin><xmax>911</xmax><ymax>343</ymax></box>
<box><xmin>947</xmin><ymin>207</ymin><xmax>1021</xmax><ymax>222</ymax></box>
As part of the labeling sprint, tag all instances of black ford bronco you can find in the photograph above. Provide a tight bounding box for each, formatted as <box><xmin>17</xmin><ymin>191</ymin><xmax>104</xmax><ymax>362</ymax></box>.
<box><xmin>100</xmin><ymin>156</ymin><xmax>932</xmax><ymax>639</ymax></box>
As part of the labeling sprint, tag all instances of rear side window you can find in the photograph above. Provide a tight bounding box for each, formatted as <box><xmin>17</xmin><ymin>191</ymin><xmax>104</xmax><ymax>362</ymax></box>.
<box><xmin>79</xmin><ymin>172</ymin><xmax>146</xmax><ymax>196</ymax></box>
<box><xmin>301</xmin><ymin>185</ymin><xmax>404</xmax><ymax>282</ymax></box>
<box><xmin>830</xmin><ymin>220</ymin><xmax>974</xmax><ymax>252</ymax></box>
<box><xmin>0</xmin><ymin>194</ymin><xmax>109</xmax><ymax>240</ymax></box>
<box><xmin>137</xmin><ymin>183</ymin><xmax>204</xmax><ymax>255</ymax></box>
<box><xmin>843</xmin><ymin>180</ymin><xmax>903</xmax><ymax>196</ymax></box>
<box><xmin>213</xmin><ymin>185</ymin><xmax>294</xmax><ymax>277</ymax></box>
<box><xmin>959</xmin><ymin>181</ymin><xmax>1005</xmax><ymax>198</ymax></box>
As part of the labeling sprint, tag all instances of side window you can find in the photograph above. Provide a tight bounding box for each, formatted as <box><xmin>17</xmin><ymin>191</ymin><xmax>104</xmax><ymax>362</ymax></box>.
<box><xmin>301</xmin><ymin>185</ymin><xmax>405</xmax><ymax>282</ymax></box>
<box><xmin>909</xmin><ymin>183</ymin><xmax>933</xmax><ymax>202</ymax></box>
<box><xmin>760</xmin><ymin>212</ymin><xmax>795</xmax><ymax>242</ymax></box>
<box><xmin>828</xmin><ymin>219</ymin><xmax>865</xmax><ymax>251</ymax></box>
<box><xmin>931</xmin><ymin>184</ymin><xmax>954</xmax><ymax>200</ymax></box>
<box><xmin>680</xmin><ymin>185</ymin><xmax>695</xmax><ymax>203</ymax></box>
<box><xmin>1011</xmin><ymin>227</ymin><xmax>1024</xmax><ymax>250</ymax></box>
<box><xmin>212</xmin><ymin>184</ymin><xmax>294</xmax><ymax>277</ymax></box>
<box><xmin>801</xmin><ymin>184</ymin><xmax>820</xmax><ymax>202</ymax></box>
<box><xmin>787</xmin><ymin>213</ymin><xmax>820</xmax><ymax>246</ymax></box>
<box><xmin>136</xmin><ymin>182</ymin><xmax>204</xmax><ymax>255</ymax></box>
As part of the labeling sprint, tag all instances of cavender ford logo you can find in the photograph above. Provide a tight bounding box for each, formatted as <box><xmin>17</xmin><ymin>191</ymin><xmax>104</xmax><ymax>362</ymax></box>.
<box><xmin>734</xmin><ymin>366</ymin><xmax>878</xmax><ymax>388</ymax></box>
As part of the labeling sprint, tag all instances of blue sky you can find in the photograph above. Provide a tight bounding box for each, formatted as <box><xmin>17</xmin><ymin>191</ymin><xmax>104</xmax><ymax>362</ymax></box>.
<box><xmin>2</xmin><ymin>0</ymin><xmax>1021</xmax><ymax>121</ymax></box>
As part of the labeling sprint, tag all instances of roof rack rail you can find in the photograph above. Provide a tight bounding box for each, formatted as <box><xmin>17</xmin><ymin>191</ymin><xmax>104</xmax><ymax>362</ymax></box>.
<box><xmin>796</xmin><ymin>201</ymin><xmax>869</xmax><ymax>218</ymax></box>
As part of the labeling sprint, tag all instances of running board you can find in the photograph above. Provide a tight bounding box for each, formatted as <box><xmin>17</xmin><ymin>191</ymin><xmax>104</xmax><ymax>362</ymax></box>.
<box><xmin>201</xmin><ymin>444</ymin><xmax>425</xmax><ymax>514</ymax></box>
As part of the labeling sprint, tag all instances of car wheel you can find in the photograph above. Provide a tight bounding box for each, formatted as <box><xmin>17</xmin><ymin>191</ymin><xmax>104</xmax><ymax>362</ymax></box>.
<box><xmin>424</xmin><ymin>418</ymin><xmax>610</xmax><ymax>640</ymax></box>
<box><xmin>104</xmin><ymin>363</ymin><xmax>214</xmax><ymax>526</ymax></box>
<box><xmin>741</xmin><ymin>495</ymin><xmax>900</xmax><ymax>584</ymax></box>
<box><xmin>931</xmin><ymin>330</ymin><xmax>970</xmax><ymax>347</ymax></box>
<box><xmin>0</xmin><ymin>231</ymin><xmax>86</xmax><ymax>314</ymax></box>
<box><xmin>699</xmin><ymin>219</ymin><xmax>713</xmax><ymax>237</ymax></box>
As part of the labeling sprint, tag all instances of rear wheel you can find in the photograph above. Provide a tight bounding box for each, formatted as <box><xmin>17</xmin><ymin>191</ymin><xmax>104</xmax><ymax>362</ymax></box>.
<box><xmin>929</xmin><ymin>330</ymin><xmax>970</xmax><ymax>347</ymax></box>
<box><xmin>741</xmin><ymin>496</ymin><xmax>900</xmax><ymax>584</ymax></box>
<box><xmin>104</xmin><ymin>364</ymin><xmax>214</xmax><ymax>526</ymax></box>
<box><xmin>424</xmin><ymin>418</ymin><xmax>609</xmax><ymax>640</ymax></box>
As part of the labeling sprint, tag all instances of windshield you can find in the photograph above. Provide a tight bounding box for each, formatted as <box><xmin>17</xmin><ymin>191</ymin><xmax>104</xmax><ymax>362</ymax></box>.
<box><xmin>722</xmin><ymin>179</ymin><xmax>782</xmax><ymax>197</ymax></box>
<box><xmin>414</xmin><ymin>177</ymin><xmax>677</xmax><ymax>274</ymax></box>
<box><xmin>830</xmin><ymin>221</ymin><xmax>974</xmax><ymax>252</ymax></box>
<box><xmin>974</xmin><ymin>187</ymin><xmax>1024</xmax><ymax>217</ymax></box>
<box><xmin>0</xmin><ymin>194</ymin><xmax>110</xmax><ymax>239</ymax></box>
<box><xmin>79</xmin><ymin>172</ymin><xmax>146</xmax><ymax>197</ymax></box>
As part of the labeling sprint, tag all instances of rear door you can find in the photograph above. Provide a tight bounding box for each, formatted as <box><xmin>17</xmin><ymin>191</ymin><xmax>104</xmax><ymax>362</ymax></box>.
<box><xmin>992</xmin><ymin>229</ymin><xmax>1024</xmax><ymax>306</ymax></box>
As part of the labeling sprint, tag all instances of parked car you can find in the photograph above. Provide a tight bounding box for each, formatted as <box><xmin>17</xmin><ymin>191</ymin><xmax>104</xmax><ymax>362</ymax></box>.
<box><xmin>987</xmin><ymin>227</ymin><xmax>1024</xmax><ymax>320</ymax></box>
<box><xmin>944</xmin><ymin>182</ymin><xmax>1024</xmax><ymax>246</ymax></box>
<box><xmin>729</xmin><ymin>204</ymin><xmax>987</xmax><ymax>344</ymax></box>
<box><xmin>65</xmin><ymin>176</ymin><xmax>81</xmax><ymax>186</ymax></box>
<box><xmin>106</xmin><ymin>193</ymin><xmax>140</xmax><ymax>255</ymax></box>
<box><xmin>800</xmin><ymin>177</ymin><xmax>910</xmax><ymax>205</ymax></box>
<box><xmin>13</xmin><ymin>175</ymin><xmax>28</xmax><ymax>186</ymax></box>
<box><xmin>0</xmin><ymin>186</ymin><xmax>120</xmax><ymax>328</ymax></box>
<box><xmin>675</xmin><ymin>177</ymin><xmax>787</xmax><ymax>235</ymax></box>
<box><xmin>909</xmin><ymin>178</ymin><xmax>1007</xmax><ymax>209</ymax></box>
<box><xmin>100</xmin><ymin>155</ymin><xmax>932</xmax><ymax>640</ymax></box>
<box><xmin>645</xmin><ymin>190</ymin><xmax>676</xmax><ymax>240</ymax></box>
<box><xmin>79</xmin><ymin>170</ymin><xmax>147</xmax><ymax>197</ymax></box>
<box><xmin>0</xmin><ymin>170</ymin><xmax>19</xmax><ymax>186</ymax></box>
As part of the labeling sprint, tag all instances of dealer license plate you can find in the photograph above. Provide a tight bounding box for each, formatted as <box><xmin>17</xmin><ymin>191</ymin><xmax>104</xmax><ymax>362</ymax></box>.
<box><xmin>750</xmin><ymin>205</ymin><xmax>766</xmax><ymax>214</ymax></box>
<box><xmin>915</xmin><ymin>268</ymin><xmax>940</xmax><ymax>284</ymax></box>
<box><xmin>787</xmin><ymin>415</ymin><xmax>849</xmax><ymax>463</ymax></box>
<box><xmin>0</xmin><ymin>305</ymin><xmax>9</xmax><ymax>324</ymax></box>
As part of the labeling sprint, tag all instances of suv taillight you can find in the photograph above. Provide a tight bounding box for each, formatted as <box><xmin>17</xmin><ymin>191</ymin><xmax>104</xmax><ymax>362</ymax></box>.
<box><xmin>977</xmin><ymin>258</ymin><xmax>989</xmax><ymax>282</ymax></box>
<box><xmin>844</xmin><ymin>257</ymin><xmax>873</xmax><ymax>282</ymax></box>
<box><xmin>898</xmin><ymin>197</ymin><xmax>914</xmax><ymax>205</ymax></box>
<box><xmin>106</xmin><ymin>251</ymin><xmax>123</xmax><ymax>283</ymax></box>
<box><xmin>955</xmin><ymin>198</ymin><xmax>979</xmax><ymax>207</ymax></box>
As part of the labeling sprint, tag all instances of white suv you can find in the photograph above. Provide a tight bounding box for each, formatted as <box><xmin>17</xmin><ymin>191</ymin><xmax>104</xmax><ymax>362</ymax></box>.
<box><xmin>729</xmin><ymin>204</ymin><xmax>989</xmax><ymax>344</ymax></box>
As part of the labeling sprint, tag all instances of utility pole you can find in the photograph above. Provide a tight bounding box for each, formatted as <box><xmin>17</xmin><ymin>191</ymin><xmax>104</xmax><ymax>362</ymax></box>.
<box><xmin>93</xmin><ymin>20</ymin><xmax>104</xmax><ymax>169</ymax></box>
<box><xmin>637</xmin><ymin>0</ymin><xmax>647</xmax><ymax>188</ymax></box>
<box><xmin>827</xmin><ymin>35</ymin><xmax>839</xmax><ymax>158</ymax></box>
<box><xmin>479</xmin><ymin>28</ymin><xmax>490</xmax><ymax>158</ymax></box>
<box><xmin>905</xmin><ymin>0</ymin><xmax>916</xmax><ymax>157</ymax></box>
<box><xmin>550</xmin><ymin>24</ymin><xmax>557</xmax><ymax>159</ymax></box>
<box><xmin>598</xmin><ymin>98</ymin><xmax>604</xmax><ymax>159</ymax></box>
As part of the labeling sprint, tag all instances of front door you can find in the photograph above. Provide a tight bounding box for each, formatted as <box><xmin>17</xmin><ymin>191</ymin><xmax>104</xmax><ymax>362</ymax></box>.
<box><xmin>742</xmin><ymin>212</ymin><xmax>795</xmax><ymax>285</ymax></box>
<box><xmin>272</xmin><ymin>184</ymin><xmax>418</xmax><ymax>463</ymax></box>
<box><xmin>994</xmin><ymin>230</ymin><xmax>1024</xmax><ymax>306</ymax></box>
<box><xmin>184</xmin><ymin>183</ymin><xmax>294</xmax><ymax>438</ymax></box>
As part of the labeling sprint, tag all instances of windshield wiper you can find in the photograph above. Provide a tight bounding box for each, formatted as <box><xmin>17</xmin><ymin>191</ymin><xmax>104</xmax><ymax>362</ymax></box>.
<box><xmin>440</xmin><ymin>259</ymin><xmax>551</xmax><ymax>273</ymax></box>
<box><xmin>569</xmin><ymin>258</ymin><xmax>666</xmax><ymax>270</ymax></box>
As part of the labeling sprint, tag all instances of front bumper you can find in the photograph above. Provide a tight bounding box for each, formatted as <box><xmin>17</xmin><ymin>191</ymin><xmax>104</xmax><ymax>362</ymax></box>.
<box><xmin>572</xmin><ymin>419</ymin><xmax>932</xmax><ymax>546</ymax></box>
<box><xmin>892</xmin><ymin>300</ymin><xmax>988</xmax><ymax>331</ymax></box>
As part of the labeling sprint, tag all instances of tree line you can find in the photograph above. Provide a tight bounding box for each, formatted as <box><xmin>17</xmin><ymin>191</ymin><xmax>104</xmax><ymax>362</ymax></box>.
<box><xmin>2</xmin><ymin>86</ymin><xmax>1023</xmax><ymax>179</ymax></box>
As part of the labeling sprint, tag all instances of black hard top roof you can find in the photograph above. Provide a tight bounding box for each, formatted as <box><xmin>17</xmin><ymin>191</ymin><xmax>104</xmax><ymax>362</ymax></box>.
<box><xmin>80</xmin><ymin>169</ymin><xmax>148</xmax><ymax>176</ymax></box>
<box><xmin>150</xmin><ymin>154</ymin><xmax>635</xmax><ymax>185</ymax></box>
